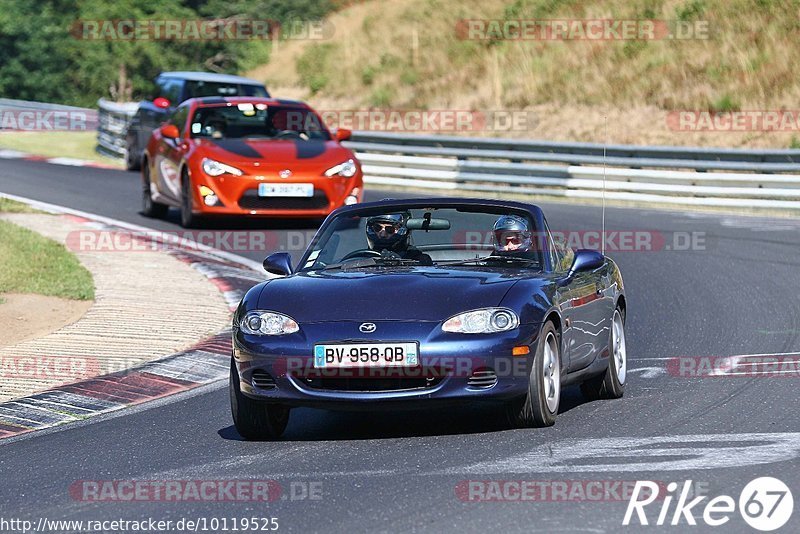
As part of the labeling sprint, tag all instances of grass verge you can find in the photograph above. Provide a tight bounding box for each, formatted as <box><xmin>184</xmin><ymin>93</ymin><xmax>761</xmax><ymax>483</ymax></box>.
<box><xmin>0</xmin><ymin>197</ymin><xmax>46</xmax><ymax>214</ymax></box>
<box><xmin>0</xmin><ymin>201</ymin><xmax>94</xmax><ymax>300</ymax></box>
<box><xmin>0</xmin><ymin>131</ymin><xmax>121</xmax><ymax>167</ymax></box>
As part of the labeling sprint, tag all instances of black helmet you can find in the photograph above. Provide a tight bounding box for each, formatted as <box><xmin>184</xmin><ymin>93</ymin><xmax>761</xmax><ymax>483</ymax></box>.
<box><xmin>366</xmin><ymin>213</ymin><xmax>410</xmax><ymax>252</ymax></box>
<box><xmin>493</xmin><ymin>215</ymin><xmax>532</xmax><ymax>254</ymax></box>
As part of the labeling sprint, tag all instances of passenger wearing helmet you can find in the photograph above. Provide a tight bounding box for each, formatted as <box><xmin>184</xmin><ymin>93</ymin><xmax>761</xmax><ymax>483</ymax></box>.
<box><xmin>492</xmin><ymin>215</ymin><xmax>534</xmax><ymax>257</ymax></box>
<box><xmin>365</xmin><ymin>213</ymin><xmax>433</xmax><ymax>265</ymax></box>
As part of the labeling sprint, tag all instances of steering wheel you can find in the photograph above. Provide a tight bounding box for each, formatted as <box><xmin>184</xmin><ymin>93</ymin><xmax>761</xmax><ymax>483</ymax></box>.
<box><xmin>274</xmin><ymin>130</ymin><xmax>303</xmax><ymax>139</ymax></box>
<box><xmin>340</xmin><ymin>249</ymin><xmax>382</xmax><ymax>261</ymax></box>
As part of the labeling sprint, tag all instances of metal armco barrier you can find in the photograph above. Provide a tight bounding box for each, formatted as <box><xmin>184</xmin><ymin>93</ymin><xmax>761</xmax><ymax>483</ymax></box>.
<box><xmin>344</xmin><ymin>132</ymin><xmax>800</xmax><ymax>209</ymax></box>
<box><xmin>96</xmin><ymin>99</ymin><xmax>138</xmax><ymax>158</ymax></box>
<box><xmin>86</xmin><ymin>101</ymin><xmax>800</xmax><ymax>209</ymax></box>
<box><xmin>0</xmin><ymin>98</ymin><xmax>97</xmax><ymax>131</ymax></box>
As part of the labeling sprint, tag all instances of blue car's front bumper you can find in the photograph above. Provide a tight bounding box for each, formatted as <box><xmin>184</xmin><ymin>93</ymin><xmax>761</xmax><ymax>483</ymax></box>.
<box><xmin>232</xmin><ymin>321</ymin><xmax>541</xmax><ymax>410</ymax></box>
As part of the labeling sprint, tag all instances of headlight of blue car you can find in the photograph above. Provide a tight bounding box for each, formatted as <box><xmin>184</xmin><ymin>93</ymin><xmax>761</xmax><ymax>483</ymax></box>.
<box><xmin>240</xmin><ymin>311</ymin><xmax>300</xmax><ymax>335</ymax></box>
<box><xmin>442</xmin><ymin>308</ymin><xmax>519</xmax><ymax>334</ymax></box>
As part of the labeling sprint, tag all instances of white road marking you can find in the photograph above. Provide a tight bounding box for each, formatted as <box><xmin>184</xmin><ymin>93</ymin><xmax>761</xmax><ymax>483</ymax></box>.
<box><xmin>634</xmin><ymin>351</ymin><xmax>800</xmax><ymax>361</ymax></box>
<box><xmin>446</xmin><ymin>433</ymin><xmax>800</xmax><ymax>473</ymax></box>
<box><xmin>627</xmin><ymin>367</ymin><xmax>666</xmax><ymax>378</ymax></box>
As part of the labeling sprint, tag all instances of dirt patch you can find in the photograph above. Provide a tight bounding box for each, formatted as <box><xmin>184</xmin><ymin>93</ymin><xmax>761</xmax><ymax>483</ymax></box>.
<box><xmin>0</xmin><ymin>293</ymin><xmax>92</xmax><ymax>348</ymax></box>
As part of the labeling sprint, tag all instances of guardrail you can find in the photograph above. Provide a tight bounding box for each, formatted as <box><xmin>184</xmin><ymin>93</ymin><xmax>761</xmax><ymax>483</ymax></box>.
<box><xmin>89</xmin><ymin>101</ymin><xmax>800</xmax><ymax>210</ymax></box>
<box><xmin>0</xmin><ymin>98</ymin><xmax>97</xmax><ymax>131</ymax></box>
<box><xmin>96</xmin><ymin>98</ymin><xmax>138</xmax><ymax>158</ymax></box>
<box><xmin>345</xmin><ymin>132</ymin><xmax>800</xmax><ymax>210</ymax></box>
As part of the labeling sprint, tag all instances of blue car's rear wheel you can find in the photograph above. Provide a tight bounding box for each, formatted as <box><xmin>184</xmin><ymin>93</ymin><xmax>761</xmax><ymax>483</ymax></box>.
<box><xmin>229</xmin><ymin>357</ymin><xmax>290</xmax><ymax>440</ymax></box>
<box><xmin>581</xmin><ymin>307</ymin><xmax>627</xmax><ymax>400</ymax></box>
<box><xmin>506</xmin><ymin>321</ymin><xmax>561</xmax><ymax>428</ymax></box>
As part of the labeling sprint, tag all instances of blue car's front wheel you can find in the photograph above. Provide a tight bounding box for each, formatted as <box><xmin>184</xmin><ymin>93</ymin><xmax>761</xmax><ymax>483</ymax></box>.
<box><xmin>229</xmin><ymin>357</ymin><xmax>290</xmax><ymax>440</ymax></box>
<box><xmin>506</xmin><ymin>321</ymin><xmax>561</xmax><ymax>428</ymax></box>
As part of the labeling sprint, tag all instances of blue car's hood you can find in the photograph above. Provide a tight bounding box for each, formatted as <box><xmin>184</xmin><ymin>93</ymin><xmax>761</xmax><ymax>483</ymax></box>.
<box><xmin>257</xmin><ymin>267</ymin><xmax>534</xmax><ymax>322</ymax></box>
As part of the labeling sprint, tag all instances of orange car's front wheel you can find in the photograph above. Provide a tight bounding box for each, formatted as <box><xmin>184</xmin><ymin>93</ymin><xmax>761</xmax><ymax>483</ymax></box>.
<box><xmin>180</xmin><ymin>168</ymin><xmax>202</xmax><ymax>228</ymax></box>
<box><xmin>142</xmin><ymin>163</ymin><xmax>168</xmax><ymax>219</ymax></box>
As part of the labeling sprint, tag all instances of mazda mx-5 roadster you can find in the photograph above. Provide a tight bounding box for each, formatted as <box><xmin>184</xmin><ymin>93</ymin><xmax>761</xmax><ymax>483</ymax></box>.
<box><xmin>230</xmin><ymin>198</ymin><xmax>627</xmax><ymax>439</ymax></box>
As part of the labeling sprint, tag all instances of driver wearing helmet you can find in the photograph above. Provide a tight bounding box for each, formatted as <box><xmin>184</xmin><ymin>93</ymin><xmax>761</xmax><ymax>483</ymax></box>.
<box><xmin>492</xmin><ymin>215</ymin><xmax>534</xmax><ymax>257</ymax></box>
<box><xmin>365</xmin><ymin>213</ymin><xmax>433</xmax><ymax>265</ymax></box>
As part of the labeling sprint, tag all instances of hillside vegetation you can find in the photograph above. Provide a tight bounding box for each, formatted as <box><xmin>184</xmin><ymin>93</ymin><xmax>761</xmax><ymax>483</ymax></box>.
<box><xmin>0</xmin><ymin>0</ymin><xmax>334</xmax><ymax>107</ymax></box>
<box><xmin>247</xmin><ymin>0</ymin><xmax>800</xmax><ymax>147</ymax></box>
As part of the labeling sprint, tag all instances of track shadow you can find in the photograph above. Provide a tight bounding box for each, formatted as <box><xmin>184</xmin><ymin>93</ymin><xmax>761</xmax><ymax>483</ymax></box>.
<box><xmin>217</xmin><ymin>387</ymin><xmax>599</xmax><ymax>442</ymax></box>
<box><xmin>160</xmin><ymin>208</ymin><xmax>323</xmax><ymax>231</ymax></box>
<box><xmin>218</xmin><ymin>403</ymin><xmax>513</xmax><ymax>442</ymax></box>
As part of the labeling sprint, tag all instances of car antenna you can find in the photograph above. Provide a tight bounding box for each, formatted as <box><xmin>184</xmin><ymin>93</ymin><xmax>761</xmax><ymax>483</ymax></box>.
<box><xmin>601</xmin><ymin>115</ymin><xmax>607</xmax><ymax>257</ymax></box>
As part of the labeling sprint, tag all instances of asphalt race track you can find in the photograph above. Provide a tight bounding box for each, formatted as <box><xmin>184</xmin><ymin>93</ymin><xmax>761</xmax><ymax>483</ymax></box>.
<box><xmin>1</xmin><ymin>158</ymin><xmax>799</xmax><ymax>532</ymax></box>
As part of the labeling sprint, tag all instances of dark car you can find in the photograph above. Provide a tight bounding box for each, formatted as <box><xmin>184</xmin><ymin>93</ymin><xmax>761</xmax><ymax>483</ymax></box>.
<box><xmin>230</xmin><ymin>198</ymin><xmax>628</xmax><ymax>439</ymax></box>
<box><xmin>125</xmin><ymin>71</ymin><xmax>269</xmax><ymax>170</ymax></box>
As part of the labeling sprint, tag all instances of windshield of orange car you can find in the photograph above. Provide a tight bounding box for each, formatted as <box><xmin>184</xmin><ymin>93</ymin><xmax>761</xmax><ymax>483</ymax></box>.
<box><xmin>189</xmin><ymin>104</ymin><xmax>331</xmax><ymax>141</ymax></box>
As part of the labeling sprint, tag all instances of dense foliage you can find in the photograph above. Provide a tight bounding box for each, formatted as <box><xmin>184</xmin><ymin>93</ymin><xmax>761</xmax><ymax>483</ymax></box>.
<box><xmin>0</xmin><ymin>0</ymin><xmax>333</xmax><ymax>106</ymax></box>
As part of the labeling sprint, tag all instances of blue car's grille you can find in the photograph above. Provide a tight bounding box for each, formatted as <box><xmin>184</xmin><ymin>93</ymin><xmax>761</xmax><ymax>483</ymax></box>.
<box><xmin>467</xmin><ymin>368</ymin><xmax>498</xmax><ymax>389</ymax></box>
<box><xmin>251</xmin><ymin>370</ymin><xmax>277</xmax><ymax>389</ymax></box>
<box><xmin>299</xmin><ymin>375</ymin><xmax>442</xmax><ymax>392</ymax></box>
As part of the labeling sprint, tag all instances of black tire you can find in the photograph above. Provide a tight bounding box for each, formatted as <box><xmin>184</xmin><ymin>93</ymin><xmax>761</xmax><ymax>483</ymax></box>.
<box><xmin>506</xmin><ymin>321</ymin><xmax>561</xmax><ymax>428</ymax></box>
<box><xmin>229</xmin><ymin>357</ymin><xmax>290</xmax><ymax>440</ymax></box>
<box><xmin>141</xmin><ymin>163</ymin><xmax>168</xmax><ymax>218</ymax></box>
<box><xmin>125</xmin><ymin>139</ymin><xmax>141</xmax><ymax>171</ymax></box>
<box><xmin>581</xmin><ymin>307</ymin><xmax>627</xmax><ymax>400</ymax></box>
<box><xmin>180</xmin><ymin>169</ymin><xmax>201</xmax><ymax>228</ymax></box>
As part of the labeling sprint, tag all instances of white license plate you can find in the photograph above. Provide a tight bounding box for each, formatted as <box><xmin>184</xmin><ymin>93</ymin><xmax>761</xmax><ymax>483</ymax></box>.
<box><xmin>258</xmin><ymin>183</ymin><xmax>314</xmax><ymax>197</ymax></box>
<box><xmin>313</xmin><ymin>343</ymin><xmax>419</xmax><ymax>368</ymax></box>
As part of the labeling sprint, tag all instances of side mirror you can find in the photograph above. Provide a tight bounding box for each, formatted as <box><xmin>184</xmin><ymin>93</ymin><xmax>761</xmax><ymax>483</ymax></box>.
<box><xmin>558</xmin><ymin>249</ymin><xmax>604</xmax><ymax>286</ymax></box>
<box><xmin>334</xmin><ymin>128</ymin><xmax>352</xmax><ymax>142</ymax></box>
<box><xmin>153</xmin><ymin>97</ymin><xmax>171</xmax><ymax>109</ymax></box>
<box><xmin>263</xmin><ymin>252</ymin><xmax>293</xmax><ymax>276</ymax></box>
<box><xmin>569</xmin><ymin>249</ymin><xmax>604</xmax><ymax>275</ymax></box>
<box><xmin>160</xmin><ymin>124</ymin><xmax>180</xmax><ymax>139</ymax></box>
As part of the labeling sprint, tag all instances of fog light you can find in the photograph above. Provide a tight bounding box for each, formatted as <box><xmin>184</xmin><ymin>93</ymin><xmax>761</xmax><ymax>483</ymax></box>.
<box><xmin>344</xmin><ymin>187</ymin><xmax>360</xmax><ymax>205</ymax></box>
<box><xmin>199</xmin><ymin>185</ymin><xmax>219</xmax><ymax>206</ymax></box>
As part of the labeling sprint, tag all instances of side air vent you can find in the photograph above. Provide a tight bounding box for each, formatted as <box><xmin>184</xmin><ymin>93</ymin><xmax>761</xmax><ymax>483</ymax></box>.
<box><xmin>467</xmin><ymin>368</ymin><xmax>498</xmax><ymax>389</ymax></box>
<box><xmin>251</xmin><ymin>370</ymin><xmax>276</xmax><ymax>389</ymax></box>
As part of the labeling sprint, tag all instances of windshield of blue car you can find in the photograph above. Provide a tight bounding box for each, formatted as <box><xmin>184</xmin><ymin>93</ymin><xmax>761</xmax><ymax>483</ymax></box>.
<box><xmin>184</xmin><ymin>81</ymin><xmax>269</xmax><ymax>99</ymax></box>
<box><xmin>298</xmin><ymin>207</ymin><xmax>544</xmax><ymax>271</ymax></box>
<box><xmin>189</xmin><ymin>104</ymin><xmax>331</xmax><ymax>141</ymax></box>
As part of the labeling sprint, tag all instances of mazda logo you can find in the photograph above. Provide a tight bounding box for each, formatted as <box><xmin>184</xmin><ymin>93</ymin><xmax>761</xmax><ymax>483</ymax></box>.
<box><xmin>279</xmin><ymin>169</ymin><xmax>292</xmax><ymax>179</ymax></box>
<box><xmin>359</xmin><ymin>322</ymin><xmax>377</xmax><ymax>333</ymax></box>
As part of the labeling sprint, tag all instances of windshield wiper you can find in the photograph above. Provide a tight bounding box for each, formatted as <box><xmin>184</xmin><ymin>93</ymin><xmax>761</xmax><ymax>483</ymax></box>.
<box><xmin>440</xmin><ymin>255</ymin><xmax>540</xmax><ymax>267</ymax></box>
<box><xmin>320</xmin><ymin>257</ymin><xmax>420</xmax><ymax>271</ymax></box>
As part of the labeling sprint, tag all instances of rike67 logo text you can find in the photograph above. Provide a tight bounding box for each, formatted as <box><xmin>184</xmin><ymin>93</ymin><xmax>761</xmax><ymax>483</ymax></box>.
<box><xmin>624</xmin><ymin>477</ymin><xmax>793</xmax><ymax>531</ymax></box>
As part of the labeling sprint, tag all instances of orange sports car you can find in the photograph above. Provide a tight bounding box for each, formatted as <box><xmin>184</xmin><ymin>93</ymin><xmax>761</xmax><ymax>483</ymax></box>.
<box><xmin>141</xmin><ymin>97</ymin><xmax>364</xmax><ymax>227</ymax></box>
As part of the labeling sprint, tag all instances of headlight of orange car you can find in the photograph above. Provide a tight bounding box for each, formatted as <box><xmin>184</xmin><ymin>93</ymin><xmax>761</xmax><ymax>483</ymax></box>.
<box><xmin>202</xmin><ymin>158</ymin><xmax>243</xmax><ymax>177</ymax></box>
<box><xmin>324</xmin><ymin>159</ymin><xmax>358</xmax><ymax>178</ymax></box>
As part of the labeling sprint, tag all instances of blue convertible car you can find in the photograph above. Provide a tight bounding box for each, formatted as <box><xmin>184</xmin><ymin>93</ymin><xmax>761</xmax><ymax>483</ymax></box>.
<box><xmin>230</xmin><ymin>198</ymin><xmax>627</xmax><ymax>439</ymax></box>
